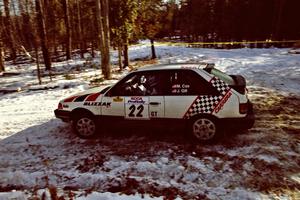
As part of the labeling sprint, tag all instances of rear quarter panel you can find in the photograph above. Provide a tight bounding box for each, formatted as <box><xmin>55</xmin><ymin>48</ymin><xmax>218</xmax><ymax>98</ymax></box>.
<box><xmin>165</xmin><ymin>96</ymin><xmax>197</xmax><ymax>118</ymax></box>
<box><xmin>213</xmin><ymin>90</ymin><xmax>245</xmax><ymax>118</ymax></box>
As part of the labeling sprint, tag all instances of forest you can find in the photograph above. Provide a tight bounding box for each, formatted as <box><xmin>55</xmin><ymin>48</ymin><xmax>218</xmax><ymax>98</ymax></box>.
<box><xmin>0</xmin><ymin>0</ymin><xmax>300</xmax><ymax>78</ymax></box>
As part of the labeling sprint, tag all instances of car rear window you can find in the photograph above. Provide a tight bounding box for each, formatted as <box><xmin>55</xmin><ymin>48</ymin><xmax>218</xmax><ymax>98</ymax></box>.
<box><xmin>209</xmin><ymin>68</ymin><xmax>235</xmax><ymax>85</ymax></box>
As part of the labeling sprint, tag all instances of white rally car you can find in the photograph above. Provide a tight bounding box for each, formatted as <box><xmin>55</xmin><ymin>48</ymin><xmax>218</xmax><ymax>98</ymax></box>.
<box><xmin>54</xmin><ymin>63</ymin><xmax>254</xmax><ymax>142</ymax></box>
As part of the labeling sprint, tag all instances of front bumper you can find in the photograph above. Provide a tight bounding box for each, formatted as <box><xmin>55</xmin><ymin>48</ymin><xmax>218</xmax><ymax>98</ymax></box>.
<box><xmin>54</xmin><ymin>109</ymin><xmax>71</xmax><ymax>122</ymax></box>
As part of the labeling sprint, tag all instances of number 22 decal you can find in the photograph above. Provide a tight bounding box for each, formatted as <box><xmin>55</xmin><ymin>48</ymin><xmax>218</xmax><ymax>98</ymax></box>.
<box><xmin>129</xmin><ymin>105</ymin><xmax>144</xmax><ymax>117</ymax></box>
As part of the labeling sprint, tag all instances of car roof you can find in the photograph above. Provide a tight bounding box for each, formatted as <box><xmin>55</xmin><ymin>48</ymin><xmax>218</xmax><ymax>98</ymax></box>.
<box><xmin>135</xmin><ymin>62</ymin><xmax>214</xmax><ymax>72</ymax></box>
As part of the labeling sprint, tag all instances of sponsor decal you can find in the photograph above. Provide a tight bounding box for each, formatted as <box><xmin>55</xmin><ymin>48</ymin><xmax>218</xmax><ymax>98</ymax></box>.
<box><xmin>85</xmin><ymin>93</ymin><xmax>101</xmax><ymax>101</ymax></box>
<box><xmin>171</xmin><ymin>84</ymin><xmax>190</xmax><ymax>94</ymax></box>
<box><xmin>64</xmin><ymin>93</ymin><xmax>102</xmax><ymax>103</ymax></box>
<box><xmin>214</xmin><ymin>91</ymin><xmax>232</xmax><ymax>113</ymax></box>
<box><xmin>83</xmin><ymin>102</ymin><xmax>111</xmax><ymax>107</ymax></box>
<box><xmin>127</xmin><ymin>97</ymin><xmax>146</xmax><ymax>104</ymax></box>
<box><xmin>74</xmin><ymin>94</ymin><xmax>90</xmax><ymax>102</ymax></box>
<box><xmin>113</xmin><ymin>96</ymin><xmax>123</xmax><ymax>102</ymax></box>
<box><xmin>171</xmin><ymin>84</ymin><xmax>190</xmax><ymax>89</ymax></box>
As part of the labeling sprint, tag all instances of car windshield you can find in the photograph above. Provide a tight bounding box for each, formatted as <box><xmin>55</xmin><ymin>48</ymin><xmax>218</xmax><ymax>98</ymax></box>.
<box><xmin>209</xmin><ymin>68</ymin><xmax>235</xmax><ymax>85</ymax></box>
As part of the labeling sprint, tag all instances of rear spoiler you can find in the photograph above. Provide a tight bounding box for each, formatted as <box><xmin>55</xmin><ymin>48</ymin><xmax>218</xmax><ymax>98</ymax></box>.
<box><xmin>203</xmin><ymin>63</ymin><xmax>215</xmax><ymax>72</ymax></box>
<box><xmin>204</xmin><ymin>63</ymin><xmax>215</xmax><ymax>70</ymax></box>
<box><xmin>167</xmin><ymin>62</ymin><xmax>215</xmax><ymax>69</ymax></box>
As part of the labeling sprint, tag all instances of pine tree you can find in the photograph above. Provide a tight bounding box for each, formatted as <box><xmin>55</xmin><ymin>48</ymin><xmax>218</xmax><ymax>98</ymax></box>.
<box><xmin>137</xmin><ymin>0</ymin><xmax>175</xmax><ymax>59</ymax></box>
<box><xmin>110</xmin><ymin>0</ymin><xmax>138</xmax><ymax>68</ymax></box>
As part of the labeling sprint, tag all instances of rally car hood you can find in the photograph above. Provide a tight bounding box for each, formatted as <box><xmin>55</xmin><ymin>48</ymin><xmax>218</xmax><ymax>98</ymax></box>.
<box><xmin>73</xmin><ymin>85</ymin><xmax>110</xmax><ymax>96</ymax></box>
<box><xmin>62</xmin><ymin>85</ymin><xmax>111</xmax><ymax>103</ymax></box>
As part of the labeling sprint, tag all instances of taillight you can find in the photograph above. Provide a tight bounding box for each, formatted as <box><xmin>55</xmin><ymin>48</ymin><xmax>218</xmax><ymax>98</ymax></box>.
<box><xmin>58</xmin><ymin>103</ymin><xmax>63</xmax><ymax>110</ymax></box>
<box><xmin>239</xmin><ymin>103</ymin><xmax>248</xmax><ymax>114</ymax></box>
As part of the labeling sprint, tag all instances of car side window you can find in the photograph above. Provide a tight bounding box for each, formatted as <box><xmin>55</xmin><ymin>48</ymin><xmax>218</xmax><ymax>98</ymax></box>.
<box><xmin>167</xmin><ymin>70</ymin><xmax>219</xmax><ymax>95</ymax></box>
<box><xmin>108</xmin><ymin>72</ymin><xmax>164</xmax><ymax>96</ymax></box>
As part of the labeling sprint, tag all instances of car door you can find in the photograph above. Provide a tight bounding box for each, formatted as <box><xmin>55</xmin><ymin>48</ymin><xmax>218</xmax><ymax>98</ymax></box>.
<box><xmin>101</xmin><ymin>73</ymin><xmax>137</xmax><ymax>119</ymax></box>
<box><xmin>102</xmin><ymin>71</ymin><xmax>165</xmax><ymax>120</ymax></box>
<box><xmin>146</xmin><ymin>72</ymin><xmax>165</xmax><ymax>119</ymax></box>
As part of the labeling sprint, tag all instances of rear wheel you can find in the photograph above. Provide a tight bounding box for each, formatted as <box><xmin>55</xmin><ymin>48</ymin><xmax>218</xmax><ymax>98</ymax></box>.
<box><xmin>73</xmin><ymin>113</ymin><xmax>97</xmax><ymax>139</ymax></box>
<box><xmin>190</xmin><ymin>117</ymin><xmax>218</xmax><ymax>142</ymax></box>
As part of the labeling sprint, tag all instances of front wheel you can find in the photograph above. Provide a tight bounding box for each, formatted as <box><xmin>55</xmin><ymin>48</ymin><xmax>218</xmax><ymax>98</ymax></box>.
<box><xmin>189</xmin><ymin>117</ymin><xmax>218</xmax><ymax>142</ymax></box>
<box><xmin>73</xmin><ymin>114</ymin><xmax>97</xmax><ymax>139</ymax></box>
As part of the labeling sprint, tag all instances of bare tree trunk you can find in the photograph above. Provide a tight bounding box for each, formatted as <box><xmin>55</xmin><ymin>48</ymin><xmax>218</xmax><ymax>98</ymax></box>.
<box><xmin>20</xmin><ymin>45</ymin><xmax>35</xmax><ymax>61</ymax></box>
<box><xmin>31</xmin><ymin>1</ymin><xmax>42</xmax><ymax>84</ymax></box>
<box><xmin>63</xmin><ymin>0</ymin><xmax>72</xmax><ymax>60</ymax></box>
<box><xmin>95</xmin><ymin>0</ymin><xmax>104</xmax><ymax>61</ymax></box>
<box><xmin>35</xmin><ymin>0</ymin><xmax>51</xmax><ymax>71</ymax></box>
<box><xmin>91</xmin><ymin>42</ymin><xmax>95</xmax><ymax>58</ymax></box>
<box><xmin>272</xmin><ymin>0</ymin><xmax>286</xmax><ymax>42</ymax></box>
<box><xmin>76</xmin><ymin>0</ymin><xmax>84</xmax><ymax>59</ymax></box>
<box><xmin>101</xmin><ymin>0</ymin><xmax>111</xmax><ymax>79</ymax></box>
<box><xmin>118</xmin><ymin>46</ymin><xmax>122</xmax><ymax>70</ymax></box>
<box><xmin>19</xmin><ymin>0</ymin><xmax>32</xmax><ymax>50</ymax></box>
<box><xmin>48</xmin><ymin>1</ymin><xmax>58</xmax><ymax>55</ymax></box>
<box><xmin>150</xmin><ymin>39</ymin><xmax>156</xmax><ymax>59</ymax></box>
<box><xmin>0</xmin><ymin>41</ymin><xmax>4</xmax><ymax>72</ymax></box>
<box><xmin>35</xmin><ymin>46</ymin><xmax>42</xmax><ymax>84</ymax></box>
<box><xmin>12</xmin><ymin>0</ymin><xmax>22</xmax><ymax>47</ymax></box>
<box><xmin>123</xmin><ymin>41</ymin><xmax>129</xmax><ymax>67</ymax></box>
<box><xmin>95</xmin><ymin>0</ymin><xmax>111</xmax><ymax>79</ymax></box>
<box><xmin>3</xmin><ymin>0</ymin><xmax>17</xmax><ymax>61</ymax></box>
<box><xmin>0</xmin><ymin>11</ymin><xmax>5</xmax><ymax>72</ymax></box>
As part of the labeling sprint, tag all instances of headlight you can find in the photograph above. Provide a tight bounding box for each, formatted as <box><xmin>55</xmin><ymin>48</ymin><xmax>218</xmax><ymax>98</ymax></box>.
<box><xmin>58</xmin><ymin>103</ymin><xmax>63</xmax><ymax>110</ymax></box>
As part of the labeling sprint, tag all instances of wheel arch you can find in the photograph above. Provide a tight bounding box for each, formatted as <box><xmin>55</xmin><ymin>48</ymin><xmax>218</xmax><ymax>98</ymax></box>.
<box><xmin>70</xmin><ymin>108</ymin><xmax>95</xmax><ymax>120</ymax></box>
<box><xmin>189</xmin><ymin>113</ymin><xmax>219</xmax><ymax>122</ymax></box>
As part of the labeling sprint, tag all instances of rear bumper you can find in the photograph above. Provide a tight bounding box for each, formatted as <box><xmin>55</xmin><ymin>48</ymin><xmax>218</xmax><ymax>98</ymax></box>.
<box><xmin>220</xmin><ymin>113</ymin><xmax>255</xmax><ymax>130</ymax></box>
<box><xmin>220</xmin><ymin>101</ymin><xmax>255</xmax><ymax>130</ymax></box>
<box><xmin>54</xmin><ymin>109</ymin><xmax>71</xmax><ymax>122</ymax></box>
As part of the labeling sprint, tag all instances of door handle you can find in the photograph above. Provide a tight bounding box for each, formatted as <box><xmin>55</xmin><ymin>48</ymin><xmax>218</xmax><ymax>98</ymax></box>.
<box><xmin>149</xmin><ymin>102</ymin><xmax>161</xmax><ymax>105</ymax></box>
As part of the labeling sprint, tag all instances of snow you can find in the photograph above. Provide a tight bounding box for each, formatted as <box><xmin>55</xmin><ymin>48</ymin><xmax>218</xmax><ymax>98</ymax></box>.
<box><xmin>75</xmin><ymin>192</ymin><xmax>165</xmax><ymax>200</ymax></box>
<box><xmin>0</xmin><ymin>42</ymin><xmax>300</xmax><ymax>199</ymax></box>
<box><xmin>0</xmin><ymin>190</ymin><xmax>166</xmax><ymax>200</ymax></box>
<box><xmin>122</xmin><ymin>45</ymin><xmax>300</xmax><ymax>95</ymax></box>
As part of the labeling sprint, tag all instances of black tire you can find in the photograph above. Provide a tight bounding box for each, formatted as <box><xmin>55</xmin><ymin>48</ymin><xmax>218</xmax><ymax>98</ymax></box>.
<box><xmin>72</xmin><ymin>113</ymin><xmax>98</xmax><ymax>139</ymax></box>
<box><xmin>189</xmin><ymin>116</ymin><xmax>219</xmax><ymax>143</ymax></box>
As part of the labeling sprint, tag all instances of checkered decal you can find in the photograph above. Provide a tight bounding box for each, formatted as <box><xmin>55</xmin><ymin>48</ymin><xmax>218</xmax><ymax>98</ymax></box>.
<box><xmin>184</xmin><ymin>77</ymin><xmax>230</xmax><ymax>119</ymax></box>
<box><xmin>210</xmin><ymin>77</ymin><xmax>230</xmax><ymax>95</ymax></box>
